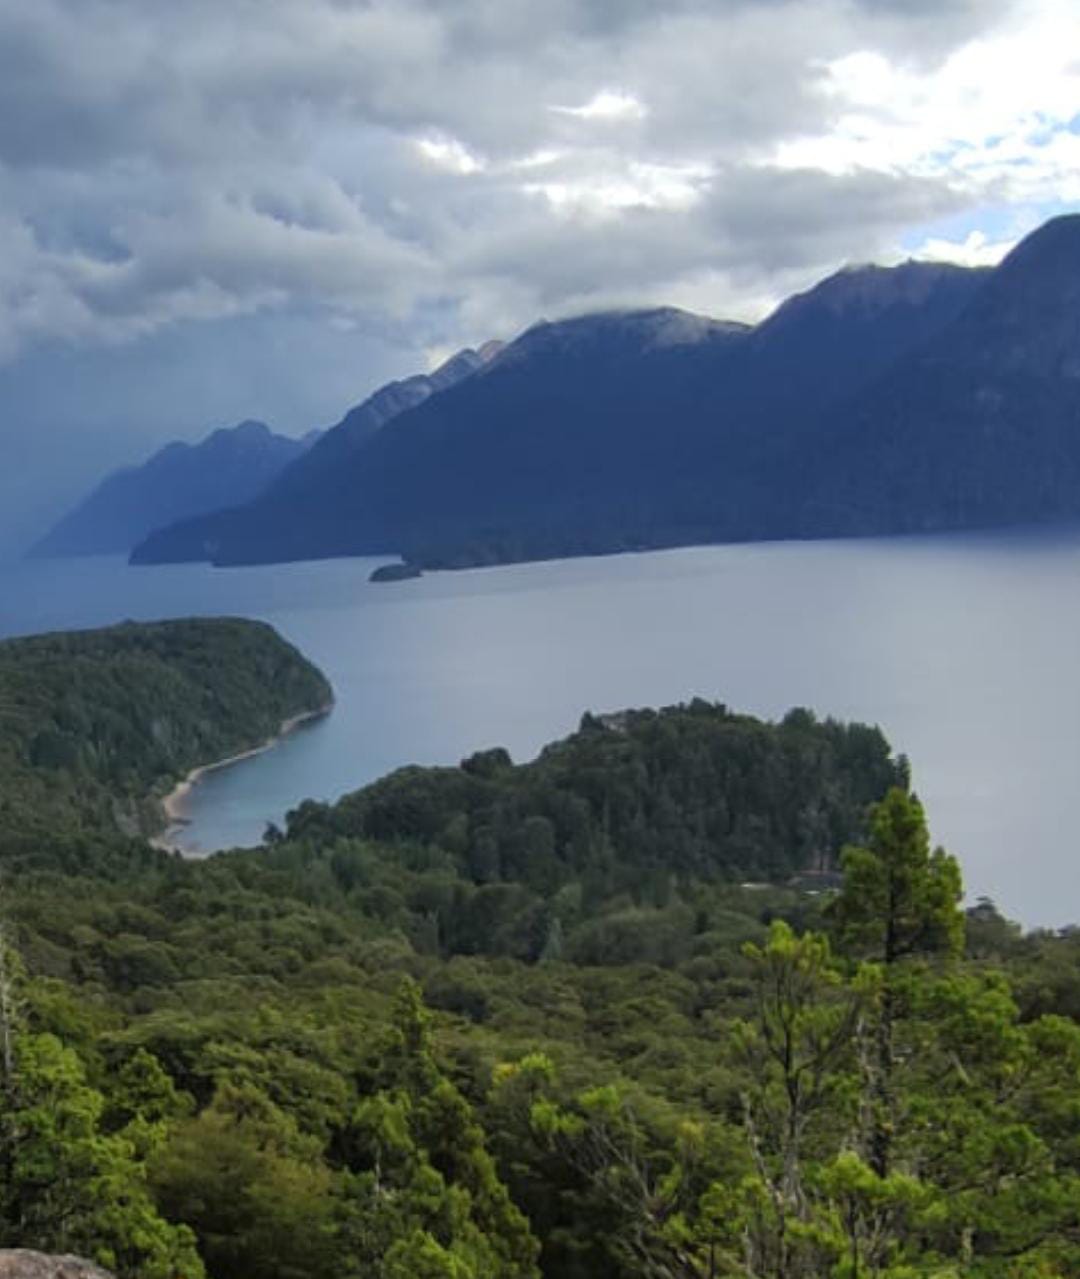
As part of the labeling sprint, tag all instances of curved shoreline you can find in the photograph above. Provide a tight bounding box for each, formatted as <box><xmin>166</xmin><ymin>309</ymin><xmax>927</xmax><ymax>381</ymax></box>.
<box><xmin>151</xmin><ymin>702</ymin><xmax>333</xmax><ymax>855</ymax></box>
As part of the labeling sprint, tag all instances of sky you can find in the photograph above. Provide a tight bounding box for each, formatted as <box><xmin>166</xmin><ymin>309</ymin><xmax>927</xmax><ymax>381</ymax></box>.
<box><xmin>2</xmin><ymin>0</ymin><xmax>1079</xmax><ymax>552</ymax></box>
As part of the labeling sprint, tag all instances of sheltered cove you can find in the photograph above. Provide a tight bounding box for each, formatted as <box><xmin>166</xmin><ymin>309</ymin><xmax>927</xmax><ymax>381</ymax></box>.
<box><xmin>151</xmin><ymin>702</ymin><xmax>333</xmax><ymax>854</ymax></box>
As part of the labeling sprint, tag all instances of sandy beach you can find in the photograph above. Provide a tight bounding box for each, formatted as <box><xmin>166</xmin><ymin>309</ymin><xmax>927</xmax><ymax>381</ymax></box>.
<box><xmin>151</xmin><ymin>702</ymin><xmax>332</xmax><ymax>854</ymax></box>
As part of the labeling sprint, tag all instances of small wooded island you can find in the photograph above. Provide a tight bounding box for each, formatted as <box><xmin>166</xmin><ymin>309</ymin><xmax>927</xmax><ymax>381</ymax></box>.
<box><xmin>369</xmin><ymin>560</ymin><xmax>423</xmax><ymax>582</ymax></box>
<box><xmin>0</xmin><ymin>618</ymin><xmax>1076</xmax><ymax>1278</ymax></box>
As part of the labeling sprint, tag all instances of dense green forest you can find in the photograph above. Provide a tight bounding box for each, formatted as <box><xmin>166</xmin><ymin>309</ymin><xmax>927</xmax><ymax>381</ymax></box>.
<box><xmin>0</xmin><ymin>625</ymin><xmax>1078</xmax><ymax>1277</ymax></box>
<box><xmin>0</xmin><ymin>618</ymin><xmax>331</xmax><ymax>860</ymax></box>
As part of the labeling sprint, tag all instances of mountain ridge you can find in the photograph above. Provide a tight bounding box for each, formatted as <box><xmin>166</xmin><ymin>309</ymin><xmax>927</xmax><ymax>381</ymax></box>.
<box><xmin>132</xmin><ymin>219</ymin><xmax>1080</xmax><ymax>569</ymax></box>
<box><xmin>790</xmin><ymin>214</ymin><xmax>1080</xmax><ymax>538</ymax></box>
<box><xmin>263</xmin><ymin>340</ymin><xmax>505</xmax><ymax>510</ymax></box>
<box><xmin>29</xmin><ymin>419</ymin><xmax>320</xmax><ymax>559</ymax></box>
<box><xmin>131</xmin><ymin>249</ymin><xmax>994</xmax><ymax>568</ymax></box>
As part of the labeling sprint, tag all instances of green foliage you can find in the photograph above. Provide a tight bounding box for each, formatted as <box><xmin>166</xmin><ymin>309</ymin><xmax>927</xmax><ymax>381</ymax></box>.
<box><xmin>338</xmin><ymin>981</ymin><xmax>540</xmax><ymax>1279</ymax></box>
<box><xmin>684</xmin><ymin>909</ymin><xmax>1080</xmax><ymax>1279</ymax></box>
<box><xmin>0</xmin><ymin>1030</ymin><xmax>204</xmax><ymax>1278</ymax></box>
<box><xmin>150</xmin><ymin>1080</ymin><xmax>335</xmax><ymax>1279</ymax></box>
<box><xmin>829</xmin><ymin>788</ymin><xmax>966</xmax><ymax>1184</ymax></box>
<box><xmin>288</xmin><ymin>700</ymin><xmax>904</xmax><ymax>897</ymax></box>
<box><xmin>831</xmin><ymin>787</ymin><xmax>965</xmax><ymax>964</ymax></box>
<box><xmin>1</xmin><ymin>641</ymin><xmax>1079</xmax><ymax>1279</ymax></box>
<box><xmin>0</xmin><ymin>618</ymin><xmax>331</xmax><ymax>859</ymax></box>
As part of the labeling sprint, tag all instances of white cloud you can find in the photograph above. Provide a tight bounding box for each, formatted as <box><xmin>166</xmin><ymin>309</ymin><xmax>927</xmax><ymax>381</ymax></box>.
<box><xmin>508</xmin><ymin>149</ymin><xmax>566</xmax><ymax>171</ymax></box>
<box><xmin>416</xmin><ymin>135</ymin><xmax>486</xmax><ymax>174</ymax></box>
<box><xmin>550</xmin><ymin>89</ymin><xmax>648</xmax><ymax>122</ymax></box>
<box><xmin>908</xmin><ymin>228</ymin><xmax>1021</xmax><ymax>267</ymax></box>
<box><xmin>769</xmin><ymin>0</ymin><xmax>1080</xmax><ymax>209</ymax></box>
<box><xmin>0</xmin><ymin>0</ymin><xmax>1074</xmax><ymax>375</ymax></box>
<box><xmin>522</xmin><ymin>159</ymin><xmax>711</xmax><ymax>219</ymax></box>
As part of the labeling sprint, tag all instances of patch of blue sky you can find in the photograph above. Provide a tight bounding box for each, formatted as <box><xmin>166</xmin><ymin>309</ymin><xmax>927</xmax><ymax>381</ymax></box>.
<box><xmin>898</xmin><ymin>200</ymin><xmax>1070</xmax><ymax>256</ymax></box>
<box><xmin>1026</xmin><ymin>111</ymin><xmax>1068</xmax><ymax>146</ymax></box>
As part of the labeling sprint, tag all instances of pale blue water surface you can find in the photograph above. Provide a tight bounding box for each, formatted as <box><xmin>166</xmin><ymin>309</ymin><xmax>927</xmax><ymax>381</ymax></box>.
<box><xmin>1</xmin><ymin>534</ymin><xmax>1077</xmax><ymax>928</ymax></box>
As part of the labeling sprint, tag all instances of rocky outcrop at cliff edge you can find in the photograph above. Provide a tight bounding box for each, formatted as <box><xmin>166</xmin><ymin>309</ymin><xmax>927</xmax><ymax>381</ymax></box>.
<box><xmin>0</xmin><ymin>1252</ymin><xmax>114</xmax><ymax>1278</ymax></box>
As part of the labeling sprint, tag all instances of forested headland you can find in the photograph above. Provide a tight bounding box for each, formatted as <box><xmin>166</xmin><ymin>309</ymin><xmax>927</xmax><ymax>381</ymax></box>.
<box><xmin>0</xmin><ymin>623</ymin><xmax>1077</xmax><ymax>1278</ymax></box>
<box><xmin>0</xmin><ymin>618</ymin><xmax>332</xmax><ymax>862</ymax></box>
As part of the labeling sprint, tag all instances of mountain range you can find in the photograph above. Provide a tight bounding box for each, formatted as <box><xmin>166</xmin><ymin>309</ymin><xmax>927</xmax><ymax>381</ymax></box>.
<box><xmin>32</xmin><ymin>343</ymin><xmax>506</xmax><ymax>561</ymax></box>
<box><xmin>30</xmin><ymin>420</ymin><xmax>320</xmax><ymax>559</ymax></box>
<box><xmin>111</xmin><ymin>215</ymin><xmax>1080</xmax><ymax>569</ymax></box>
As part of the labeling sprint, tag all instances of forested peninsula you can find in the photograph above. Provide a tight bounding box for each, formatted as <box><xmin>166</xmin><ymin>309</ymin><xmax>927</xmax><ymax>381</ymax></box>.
<box><xmin>0</xmin><ymin>623</ymin><xmax>1078</xmax><ymax>1278</ymax></box>
<box><xmin>0</xmin><ymin>618</ymin><xmax>332</xmax><ymax>860</ymax></box>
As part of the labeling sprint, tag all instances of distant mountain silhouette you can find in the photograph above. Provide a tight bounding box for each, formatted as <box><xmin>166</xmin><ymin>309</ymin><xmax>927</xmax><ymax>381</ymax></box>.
<box><xmin>30</xmin><ymin>420</ymin><xmax>319</xmax><ymax>559</ymax></box>
<box><xmin>132</xmin><ymin>247</ymin><xmax>991</xmax><ymax>568</ymax></box>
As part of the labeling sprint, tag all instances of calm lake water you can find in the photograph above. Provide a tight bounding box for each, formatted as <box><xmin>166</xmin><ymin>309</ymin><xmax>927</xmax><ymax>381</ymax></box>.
<box><xmin>2</xmin><ymin>534</ymin><xmax>1078</xmax><ymax>929</ymax></box>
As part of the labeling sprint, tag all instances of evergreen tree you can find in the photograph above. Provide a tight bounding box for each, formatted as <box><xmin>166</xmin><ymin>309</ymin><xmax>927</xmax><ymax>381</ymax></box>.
<box><xmin>340</xmin><ymin>981</ymin><xmax>540</xmax><ymax>1279</ymax></box>
<box><xmin>829</xmin><ymin>787</ymin><xmax>963</xmax><ymax>1178</ymax></box>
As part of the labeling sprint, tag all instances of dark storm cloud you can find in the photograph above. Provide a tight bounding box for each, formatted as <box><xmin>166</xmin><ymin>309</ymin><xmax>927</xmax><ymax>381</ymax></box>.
<box><xmin>1</xmin><ymin>0</ymin><xmax>1064</xmax><ymax>554</ymax></box>
<box><xmin>0</xmin><ymin>0</ymin><xmax>1030</xmax><ymax>363</ymax></box>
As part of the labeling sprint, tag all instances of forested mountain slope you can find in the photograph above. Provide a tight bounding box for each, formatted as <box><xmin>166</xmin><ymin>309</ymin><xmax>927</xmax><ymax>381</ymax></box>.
<box><xmin>796</xmin><ymin>213</ymin><xmax>1080</xmax><ymax>534</ymax></box>
<box><xmin>131</xmin><ymin>258</ymin><xmax>986</xmax><ymax>568</ymax></box>
<box><xmin>266</xmin><ymin>340</ymin><xmax>504</xmax><ymax>504</ymax></box>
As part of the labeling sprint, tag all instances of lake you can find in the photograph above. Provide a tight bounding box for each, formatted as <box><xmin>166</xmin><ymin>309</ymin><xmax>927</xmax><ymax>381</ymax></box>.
<box><xmin>1</xmin><ymin>533</ymin><xmax>1077</xmax><ymax>929</ymax></box>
